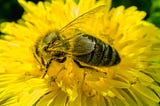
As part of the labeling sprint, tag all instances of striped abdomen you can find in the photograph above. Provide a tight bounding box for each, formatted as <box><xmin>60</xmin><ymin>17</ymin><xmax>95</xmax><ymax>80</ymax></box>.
<box><xmin>73</xmin><ymin>34</ymin><xmax>121</xmax><ymax>66</ymax></box>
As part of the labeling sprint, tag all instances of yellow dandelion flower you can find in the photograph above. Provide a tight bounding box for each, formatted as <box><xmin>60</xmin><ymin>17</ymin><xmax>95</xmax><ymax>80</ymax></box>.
<box><xmin>0</xmin><ymin>0</ymin><xmax>160</xmax><ymax>106</ymax></box>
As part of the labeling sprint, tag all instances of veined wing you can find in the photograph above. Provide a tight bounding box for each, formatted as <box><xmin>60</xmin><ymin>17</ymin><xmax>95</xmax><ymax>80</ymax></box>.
<box><xmin>59</xmin><ymin>5</ymin><xmax>107</xmax><ymax>39</ymax></box>
<box><xmin>50</xmin><ymin>5</ymin><xmax>107</xmax><ymax>55</ymax></box>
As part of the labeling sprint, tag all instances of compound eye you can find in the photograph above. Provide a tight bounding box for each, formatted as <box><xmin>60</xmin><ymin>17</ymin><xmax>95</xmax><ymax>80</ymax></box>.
<box><xmin>43</xmin><ymin>32</ymin><xmax>58</xmax><ymax>44</ymax></box>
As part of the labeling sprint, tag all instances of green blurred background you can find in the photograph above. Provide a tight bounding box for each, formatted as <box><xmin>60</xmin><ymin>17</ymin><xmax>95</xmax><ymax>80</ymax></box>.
<box><xmin>0</xmin><ymin>0</ymin><xmax>160</xmax><ymax>27</ymax></box>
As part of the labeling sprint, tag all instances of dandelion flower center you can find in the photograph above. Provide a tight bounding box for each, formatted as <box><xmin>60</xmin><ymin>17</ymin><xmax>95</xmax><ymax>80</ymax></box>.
<box><xmin>0</xmin><ymin>0</ymin><xmax>160</xmax><ymax>105</ymax></box>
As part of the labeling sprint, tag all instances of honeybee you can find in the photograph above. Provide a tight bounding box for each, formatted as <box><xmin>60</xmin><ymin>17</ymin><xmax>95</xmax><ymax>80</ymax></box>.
<box><xmin>34</xmin><ymin>5</ymin><xmax>121</xmax><ymax>78</ymax></box>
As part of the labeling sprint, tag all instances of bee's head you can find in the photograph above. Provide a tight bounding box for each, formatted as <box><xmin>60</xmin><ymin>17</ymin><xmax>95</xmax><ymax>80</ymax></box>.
<box><xmin>34</xmin><ymin>31</ymin><xmax>68</xmax><ymax>64</ymax></box>
<box><xmin>34</xmin><ymin>32</ymin><xmax>59</xmax><ymax>59</ymax></box>
<box><xmin>42</xmin><ymin>32</ymin><xmax>60</xmax><ymax>45</ymax></box>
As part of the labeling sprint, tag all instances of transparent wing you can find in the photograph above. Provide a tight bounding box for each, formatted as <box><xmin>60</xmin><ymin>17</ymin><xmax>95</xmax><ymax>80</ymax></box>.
<box><xmin>59</xmin><ymin>5</ymin><xmax>107</xmax><ymax>39</ymax></box>
<box><xmin>54</xmin><ymin>5</ymin><xmax>107</xmax><ymax>55</ymax></box>
<box><xmin>50</xmin><ymin>5</ymin><xmax>107</xmax><ymax>56</ymax></box>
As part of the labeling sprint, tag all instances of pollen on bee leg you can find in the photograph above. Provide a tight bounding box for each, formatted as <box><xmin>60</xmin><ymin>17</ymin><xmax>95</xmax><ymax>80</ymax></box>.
<box><xmin>47</xmin><ymin>76</ymin><xmax>58</xmax><ymax>87</ymax></box>
<box><xmin>44</xmin><ymin>66</ymin><xmax>66</xmax><ymax>87</ymax></box>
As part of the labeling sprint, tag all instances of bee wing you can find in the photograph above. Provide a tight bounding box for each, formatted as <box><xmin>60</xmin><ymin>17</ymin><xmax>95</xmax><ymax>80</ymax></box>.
<box><xmin>59</xmin><ymin>5</ymin><xmax>107</xmax><ymax>39</ymax></box>
<box><xmin>70</xmin><ymin>34</ymin><xmax>95</xmax><ymax>55</ymax></box>
<box><xmin>52</xmin><ymin>5</ymin><xmax>107</xmax><ymax>55</ymax></box>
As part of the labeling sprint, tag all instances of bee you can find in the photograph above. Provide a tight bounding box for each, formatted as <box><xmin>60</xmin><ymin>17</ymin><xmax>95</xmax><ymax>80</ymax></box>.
<box><xmin>34</xmin><ymin>5</ymin><xmax>121</xmax><ymax>78</ymax></box>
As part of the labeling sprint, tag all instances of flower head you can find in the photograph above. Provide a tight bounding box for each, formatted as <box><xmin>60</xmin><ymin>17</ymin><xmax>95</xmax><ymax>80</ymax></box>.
<box><xmin>0</xmin><ymin>0</ymin><xmax>160</xmax><ymax>105</ymax></box>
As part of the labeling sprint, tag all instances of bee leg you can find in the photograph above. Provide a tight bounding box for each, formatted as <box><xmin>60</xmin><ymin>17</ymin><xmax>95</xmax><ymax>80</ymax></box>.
<box><xmin>74</xmin><ymin>60</ymin><xmax>107</xmax><ymax>75</ymax></box>
<box><xmin>41</xmin><ymin>59</ymin><xmax>53</xmax><ymax>78</ymax></box>
<box><xmin>33</xmin><ymin>52</ymin><xmax>45</xmax><ymax>73</ymax></box>
<box><xmin>41</xmin><ymin>69</ymin><xmax>48</xmax><ymax>78</ymax></box>
<box><xmin>41</xmin><ymin>57</ymin><xmax>66</xmax><ymax>78</ymax></box>
<box><xmin>73</xmin><ymin>60</ymin><xmax>85</xmax><ymax>68</ymax></box>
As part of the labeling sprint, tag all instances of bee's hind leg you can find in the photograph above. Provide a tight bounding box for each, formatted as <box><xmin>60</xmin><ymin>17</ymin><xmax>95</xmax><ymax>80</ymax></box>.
<box><xmin>73</xmin><ymin>60</ymin><xmax>107</xmax><ymax>77</ymax></box>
